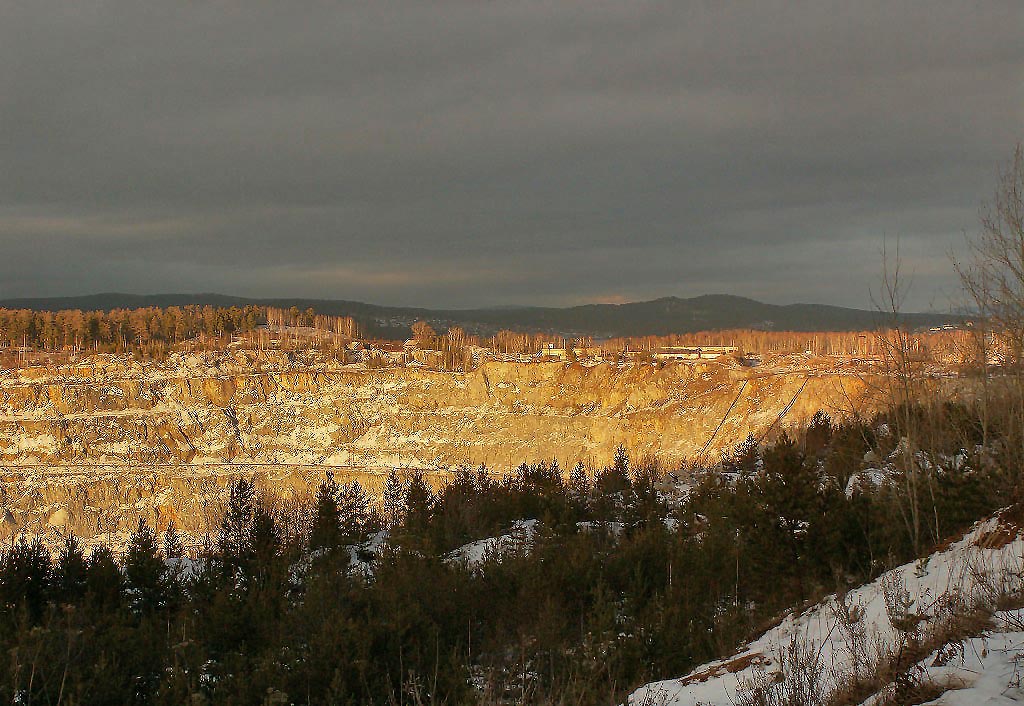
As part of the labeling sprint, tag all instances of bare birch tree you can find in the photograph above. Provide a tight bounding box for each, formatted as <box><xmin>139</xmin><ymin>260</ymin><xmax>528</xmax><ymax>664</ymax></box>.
<box><xmin>954</xmin><ymin>143</ymin><xmax>1024</xmax><ymax>485</ymax></box>
<box><xmin>955</xmin><ymin>145</ymin><xmax>1024</xmax><ymax>363</ymax></box>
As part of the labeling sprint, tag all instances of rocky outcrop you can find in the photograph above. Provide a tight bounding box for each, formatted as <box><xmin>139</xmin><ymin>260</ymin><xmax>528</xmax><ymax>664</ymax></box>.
<box><xmin>0</xmin><ymin>351</ymin><xmax>886</xmax><ymax>540</ymax></box>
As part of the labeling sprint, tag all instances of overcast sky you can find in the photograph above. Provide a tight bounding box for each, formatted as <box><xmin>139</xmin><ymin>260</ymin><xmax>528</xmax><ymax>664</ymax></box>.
<box><xmin>1</xmin><ymin>2</ymin><xmax>1020</xmax><ymax>310</ymax></box>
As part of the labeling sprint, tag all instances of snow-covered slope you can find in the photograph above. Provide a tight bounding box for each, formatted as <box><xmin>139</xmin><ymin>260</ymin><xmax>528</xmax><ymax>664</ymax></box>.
<box><xmin>862</xmin><ymin>609</ymin><xmax>1024</xmax><ymax>705</ymax></box>
<box><xmin>628</xmin><ymin>509</ymin><xmax>1024</xmax><ymax>706</ymax></box>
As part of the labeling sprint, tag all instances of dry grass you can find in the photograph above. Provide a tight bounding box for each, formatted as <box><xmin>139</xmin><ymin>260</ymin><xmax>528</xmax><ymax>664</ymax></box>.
<box><xmin>736</xmin><ymin>508</ymin><xmax>1024</xmax><ymax>706</ymax></box>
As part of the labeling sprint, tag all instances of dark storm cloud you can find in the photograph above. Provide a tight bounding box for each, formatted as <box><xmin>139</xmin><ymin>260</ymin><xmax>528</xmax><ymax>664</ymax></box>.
<box><xmin>1</xmin><ymin>1</ymin><xmax>1020</xmax><ymax>309</ymax></box>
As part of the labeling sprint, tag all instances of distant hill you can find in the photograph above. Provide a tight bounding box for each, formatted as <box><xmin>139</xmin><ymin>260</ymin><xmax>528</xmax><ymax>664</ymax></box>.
<box><xmin>0</xmin><ymin>293</ymin><xmax>962</xmax><ymax>339</ymax></box>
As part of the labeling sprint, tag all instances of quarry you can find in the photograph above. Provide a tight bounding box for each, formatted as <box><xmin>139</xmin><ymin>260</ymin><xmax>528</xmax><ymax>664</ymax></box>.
<box><xmin>0</xmin><ymin>347</ymin><xmax>890</xmax><ymax>543</ymax></box>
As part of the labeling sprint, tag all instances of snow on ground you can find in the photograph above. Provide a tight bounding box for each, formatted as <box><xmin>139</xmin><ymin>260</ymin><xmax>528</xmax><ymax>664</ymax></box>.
<box><xmin>577</xmin><ymin>520</ymin><xmax>626</xmax><ymax>537</ymax></box>
<box><xmin>628</xmin><ymin>510</ymin><xmax>1024</xmax><ymax>706</ymax></box>
<box><xmin>165</xmin><ymin>555</ymin><xmax>205</xmax><ymax>580</ymax></box>
<box><xmin>858</xmin><ymin>609</ymin><xmax>1024</xmax><ymax>705</ymax></box>
<box><xmin>348</xmin><ymin>530</ymin><xmax>389</xmax><ymax>575</ymax></box>
<box><xmin>445</xmin><ymin>519</ymin><xmax>538</xmax><ymax>566</ymax></box>
<box><xmin>846</xmin><ymin>444</ymin><xmax>983</xmax><ymax>500</ymax></box>
<box><xmin>845</xmin><ymin>468</ymin><xmax>891</xmax><ymax>498</ymax></box>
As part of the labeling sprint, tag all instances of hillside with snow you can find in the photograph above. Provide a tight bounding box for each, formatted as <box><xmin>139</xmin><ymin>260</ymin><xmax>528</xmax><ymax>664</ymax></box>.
<box><xmin>629</xmin><ymin>509</ymin><xmax>1024</xmax><ymax>706</ymax></box>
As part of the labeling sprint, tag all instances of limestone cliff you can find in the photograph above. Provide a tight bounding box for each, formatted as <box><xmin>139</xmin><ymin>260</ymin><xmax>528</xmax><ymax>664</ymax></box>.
<box><xmin>0</xmin><ymin>351</ymin><xmax>884</xmax><ymax>542</ymax></box>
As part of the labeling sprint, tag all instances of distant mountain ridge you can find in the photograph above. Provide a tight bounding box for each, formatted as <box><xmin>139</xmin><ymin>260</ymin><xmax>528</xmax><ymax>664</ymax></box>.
<box><xmin>0</xmin><ymin>292</ymin><xmax>962</xmax><ymax>338</ymax></box>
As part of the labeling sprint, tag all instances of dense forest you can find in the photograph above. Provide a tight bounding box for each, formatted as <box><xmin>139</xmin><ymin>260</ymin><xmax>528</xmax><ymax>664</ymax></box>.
<box><xmin>0</xmin><ymin>395</ymin><xmax>1018</xmax><ymax>705</ymax></box>
<box><xmin>0</xmin><ymin>305</ymin><xmax>265</xmax><ymax>353</ymax></box>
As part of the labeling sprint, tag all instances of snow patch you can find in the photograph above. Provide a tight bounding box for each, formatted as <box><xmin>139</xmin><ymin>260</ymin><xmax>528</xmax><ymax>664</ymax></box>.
<box><xmin>446</xmin><ymin>519</ymin><xmax>538</xmax><ymax>566</ymax></box>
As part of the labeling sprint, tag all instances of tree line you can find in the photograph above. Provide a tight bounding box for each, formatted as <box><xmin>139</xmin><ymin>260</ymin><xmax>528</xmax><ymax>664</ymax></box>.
<box><xmin>0</xmin><ymin>305</ymin><xmax>358</xmax><ymax>361</ymax></box>
<box><xmin>0</xmin><ymin>305</ymin><xmax>265</xmax><ymax>354</ymax></box>
<box><xmin>265</xmin><ymin>307</ymin><xmax>358</xmax><ymax>338</ymax></box>
<box><xmin>603</xmin><ymin>327</ymin><xmax>975</xmax><ymax>362</ymax></box>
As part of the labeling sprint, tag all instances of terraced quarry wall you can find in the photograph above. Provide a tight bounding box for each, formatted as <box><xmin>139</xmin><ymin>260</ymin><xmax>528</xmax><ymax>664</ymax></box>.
<box><xmin>0</xmin><ymin>351</ymin><xmax>885</xmax><ymax>541</ymax></box>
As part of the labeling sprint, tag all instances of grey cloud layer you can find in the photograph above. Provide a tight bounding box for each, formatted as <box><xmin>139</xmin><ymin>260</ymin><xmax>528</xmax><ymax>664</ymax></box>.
<box><xmin>1</xmin><ymin>1</ymin><xmax>1020</xmax><ymax>308</ymax></box>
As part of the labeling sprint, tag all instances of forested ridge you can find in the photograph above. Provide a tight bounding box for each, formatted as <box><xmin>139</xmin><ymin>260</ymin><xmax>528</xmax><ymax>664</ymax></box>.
<box><xmin>0</xmin><ymin>292</ymin><xmax>962</xmax><ymax>340</ymax></box>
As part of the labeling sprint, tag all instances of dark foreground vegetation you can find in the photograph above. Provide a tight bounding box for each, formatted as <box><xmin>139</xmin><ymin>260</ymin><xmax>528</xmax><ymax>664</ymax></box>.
<box><xmin>1</xmin><ymin>392</ymin><xmax>1022</xmax><ymax>705</ymax></box>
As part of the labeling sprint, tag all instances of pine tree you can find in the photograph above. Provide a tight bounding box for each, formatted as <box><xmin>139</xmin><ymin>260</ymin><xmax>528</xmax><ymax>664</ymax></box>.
<box><xmin>628</xmin><ymin>457</ymin><xmax>665</xmax><ymax>527</ymax></box>
<box><xmin>569</xmin><ymin>461</ymin><xmax>591</xmax><ymax>516</ymax></box>
<box><xmin>215</xmin><ymin>477</ymin><xmax>283</xmax><ymax>592</ymax></box>
<box><xmin>805</xmin><ymin>410</ymin><xmax>834</xmax><ymax>455</ymax></box>
<box><xmin>726</xmin><ymin>434</ymin><xmax>760</xmax><ymax>476</ymax></box>
<box><xmin>85</xmin><ymin>545</ymin><xmax>123</xmax><ymax>611</ymax></box>
<box><xmin>309</xmin><ymin>472</ymin><xmax>343</xmax><ymax>553</ymax></box>
<box><xmin>218</xmin><ymin>477</ymin><xmax>258</xmax><ymax>580</ymax></box>
<box><xmin>747</xmin><ymin>433</ymin><xmax>818</xmax><ymax>594</ymax></box>
<box><xmin>54</xmin><ymin>531</ymin><xmax>88</xmax><ymax>604</ymax></box>
<box><xmin>381</xmin><ymin>469</ymin><xmax>406</xmax><ymax>530</ymax></box>
<box><xmin>613</xmin><ymin>444</ymin><xmax>630</xmax><ymax>476</ymax></box>
<box><xmin>402</xmin><ymin>471</ymin><xmax>435</xmax><ymax>544</ymax></box>
<box><xmin>124</xmin><ymin>517</ymin><xmax>169</xmax><ymax>614</ymax></box>
<box><xmin>249</xmin><ymin>502</ymin><xmax>281</xmax><ymax>589</ymax></box>
<box><xmin>0</xmin><ymin>536</ymin><xmax>51</xmax><ymax>621</ymax></box>
<box><xmin>338</xmin><ymin>480</ymin><xmax>375</xmax><ymax>545</ymax></box>
<box><xmin>596</xmin><ymin>445</ymin><xmax>632</xmax><ymax>497</ymax></box>
<box><xmin>474</xmin><ymin>464</ymin><xmax>496</xmax><ymax>493</ymax></box>
<box><xmin>163</xmin><ymin>519</ymin><xmax>185</xmax><ymax>559</ymax></box>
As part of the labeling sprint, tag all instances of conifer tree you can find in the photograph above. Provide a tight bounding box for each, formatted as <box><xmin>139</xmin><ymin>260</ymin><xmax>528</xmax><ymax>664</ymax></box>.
<box><xmin>401</xmin><ymin>471</ymin><xmax>435</xmax><ymax>547</ymax></box>
<box><xmin>85</xmin><ymin>545</ymin><xmax>124</xmax><ymax>611</ymax></box>
<box><xmin>760</xmin><ymin>433</ymin><xmax>817</xmax><ymax>542</ymax></box>
<box><xmin>0</xmin><ymin>536</ymin><xmax>51</xmax><ymax>621</ymax></box>
<box><xmin>569</xmin><ymin>461</ymin><xmax>591</xmax><ymax>515</ymax></box>
<box><xmin>475</xmin><ymin>463</ymin><xmax>496</xmax><ymax>494</ymax></box>
<box><xmin>613</xmin><ymin>444</ymin><xmax>630</xmax><ymax>476</ymax></box>
<box><xmin>163</xmin><ymin>519</ymin><xmax>185</xmax><ymax>559</ymax></box>
<box><xmin>215</xmin><ymin>477</ymin><xmax>283</xmax><ymax>591</ymax></box>
<box><xmin>381</xmin><ymin>469</ymin><xmax>406</xmax><ymax>530</ymax></box>
<box><xmin>726</xmin><ymin>434</ymin><xmax>760</xmax><ymax>476</ymax></box>
<box><xmin>124</xmin><ymin>517</ymin><xmax>168</xmax><ymax>614</ymax></box>
<box><xmin>218</xmin><ymin>477</ymin><xmax>258</xmax><ymax>580</ymax></box>
<box><xmin>309</xmin><ymin>472</ymin><xmax>343</xmax><ymax>553</ymax></box>
<box><xmin>628</xmin><ymin>458</ymin><xmax>665</xmax><ymax>527</ymax></box>
<box><xmin>54</xmin><ymin>531</ymin><xmax>87</xmax><ymax>604</ymax></box>
<box><xmin>596</xmin><ymin>445</ymin><xmax>632</xmax><ymax>497</ymax></box>
<box><xmin>338</xmin><ymin>480</ymin><xmax>375</xmax><ymax>545</ymax></box>
<box><xmin>249</xmin><ymin>502</ymin><xmax>281</xmax><ymax>589</ymax></box>
<box><xmin>805</xmin><ymin>410</ymin><xmax>834</xmax><ymax>455</ymax></box>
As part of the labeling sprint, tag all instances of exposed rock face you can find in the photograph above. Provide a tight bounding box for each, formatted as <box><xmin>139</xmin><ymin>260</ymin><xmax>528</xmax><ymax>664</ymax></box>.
<box><xmin>0</xmin><ymin>351</ymin><xmax>883</xmax><ymax>541</ymax></box>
